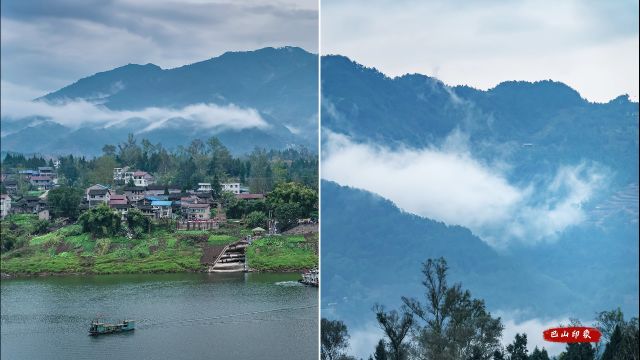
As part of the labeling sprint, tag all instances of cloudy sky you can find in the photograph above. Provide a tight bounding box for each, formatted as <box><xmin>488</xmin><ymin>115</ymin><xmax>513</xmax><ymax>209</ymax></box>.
<box><xmin>1</xmin><ymin>0</ymin><xmax>318</xmax><ymax>97</ymax></box>
<box><xmin>322</xmin><ymin>0</ymin><xmax>639</xmax><ymax>102</ymax></box>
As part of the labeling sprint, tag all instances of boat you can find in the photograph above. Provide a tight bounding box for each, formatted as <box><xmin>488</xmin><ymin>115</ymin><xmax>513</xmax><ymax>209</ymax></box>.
<box><xmin>89</xmin><ymin>319</ymin><xmax>135</xmax><ymax>335</ymax></box>
<box><xmin>299</xmin><ymin>268</ymin><xmax>319</xmax><ymax>287</ymax></box>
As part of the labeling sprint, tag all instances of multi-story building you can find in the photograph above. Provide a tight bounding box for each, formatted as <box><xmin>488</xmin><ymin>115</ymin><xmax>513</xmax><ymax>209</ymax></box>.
<box><xmin>221</xmin><ymin>182</ymin><xmax>241</xmax><ymax>194</ymax></box>
<box><xmin>182</xmin><ymin>202</ymin><xmax>211</xmax><ymax>220</ymax></box>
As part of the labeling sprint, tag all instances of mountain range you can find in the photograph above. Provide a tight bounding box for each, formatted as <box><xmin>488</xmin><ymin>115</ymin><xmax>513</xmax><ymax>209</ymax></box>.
<box><xmin>321</xmin><ymin>55</ymin><xmax>639</xmax><ymax>327</ymax></box>
<box><xmin>1</xmin><ymin>46</ymin><xmax>318</xmax><ymax>156</ymax></box>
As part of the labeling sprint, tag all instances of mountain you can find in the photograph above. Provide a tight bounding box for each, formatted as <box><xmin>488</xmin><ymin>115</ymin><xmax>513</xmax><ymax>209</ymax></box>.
<box><xmin>1</xmin><ymin>46</ymin><xmax>318</xmax><ymax>155</ymax></box>
<box><xmin>321</xmin><ymin>55</ymin><xmax>639</xmax><ymax>326</ymax></box>
<box><xmin>322</xmin><ymin>55</ymin><xmax>639</xmax><ymax>185</ymax></box>
<box><xmin>321</xmin><ymin>181</ymin><xmax>602</xmax><ymax>324</ymax></box>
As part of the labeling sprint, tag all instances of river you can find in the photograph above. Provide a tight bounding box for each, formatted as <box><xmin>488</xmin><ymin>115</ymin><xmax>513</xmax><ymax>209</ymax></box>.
<box><xmin>1</xmin><ymin>272</ymin><xmax>318</xmax><ymax>360</ymax></box>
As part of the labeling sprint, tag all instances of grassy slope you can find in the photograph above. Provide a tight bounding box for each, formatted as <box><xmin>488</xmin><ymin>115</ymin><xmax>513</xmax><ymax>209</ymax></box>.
<box><xmin>247</xmin><ymin>234</ymin><xmax>318</xmax><ymax>271</ymax></box>
<box><xmin>1</xmin><ymin>220</ymin><xmax>318</xmax><ymax>274</ymax></box>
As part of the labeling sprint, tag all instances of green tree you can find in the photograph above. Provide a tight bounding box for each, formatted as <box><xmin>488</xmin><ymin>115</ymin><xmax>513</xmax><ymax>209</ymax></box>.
<box><xmin>47</xmin><ymin>186</ymin><xmax>83</xmax><ymax>219</ymax></box>
<box><xmin>321</xmin><ymin>318</ymin><xmax>350</xmax><ymax>360</ymax></box>
<box><xmin>126</xmin><ymin>208</ymin><xmax>151</xmax><ymax>238</ymax></box>
<box><xmin>88</xmin><ymin>155</ymin><xmax>117</xmax><ymax>185</ymax></box>
<box><xmin>102</xmin><ymin>144</ymin><xmax>116</xmax><ymax>157</ymax></box>
<box><xmin>402</xmin><ymin>258</ymin><xmax>503</xmax><ymax>360</ymax></box>
<box><xmin>78</xmin><ymin>204</ymin><xmax>121</xmax><ymax>238</ymax></box>
<box><xmin>373</xmin><ymin>305</ymin><xmax>413</xmax><ymax>360</ymax></box>
<box><xmin>246</xmin><ymin>211</ymin><xmax>267</xmax><ymax>229</ymax></box>
<box><xmin>602</xmin><ymin>325</ymin><xmax>623</xmax><ymax>360</ymax></box>
<box><xmin>274</xmin><ymin>202</ymin><xmax>302</xmax><ymax>231</ymax></box>
<box><xmin>528</xmin><ymin>347</ymin><xmax>550</xmax><ymax>360</ymax></box>
<box><xmin>505</xmin><ymin>333</ymin><xmax>528</xmax><ymax>360</ymax></box>
<box><xmin>267</xmin><ymin>181</ymin><xmax>317</xmax><ymax>217</ymax></box>
<box><xmin>374</xmin><ymin>339</ymin><xmax>388</xmax><ymax>360</ymax></box>
<box><xmin>557</xmin><ymin>343</ymin><xmax>595</xmax><ymax>360</ymax></box>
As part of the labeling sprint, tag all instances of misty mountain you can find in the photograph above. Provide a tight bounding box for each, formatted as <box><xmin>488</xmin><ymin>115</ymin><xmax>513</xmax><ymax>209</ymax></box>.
<box><xmin>321</xmin><ymin>181</ymin><xmax>608</xmax><ymax>325</ymax></box>
<box><xmin>321</xmin><ymin>55</ymin><xmax>639</xmax><ymax>325</ymax></box>
<box><xmin>322</xmin><ymin>55</ymin><xmax>639</xmax><ymax>185</ymax></box>
<box><xmin>2</xmin><ymin>47</ymin><xmax>318</xmax><ymax>155</ymax></box>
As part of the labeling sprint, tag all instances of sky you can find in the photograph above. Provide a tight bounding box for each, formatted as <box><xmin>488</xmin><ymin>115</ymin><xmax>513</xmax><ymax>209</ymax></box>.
<box><xmin>322</xmin><ymin>0</ymin><xmax>639</xmax><ymax>102</ymax></box>
<box><xmin>1</xmin><ymin>0</ymin><xmax>318</xmax><ymax>97</ymax></box>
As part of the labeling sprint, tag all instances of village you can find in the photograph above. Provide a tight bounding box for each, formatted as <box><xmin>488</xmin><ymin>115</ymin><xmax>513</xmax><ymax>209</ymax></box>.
<box><xmin>0</xmin><ymin>148</ymin><xmax>318</xmax><ymax>277</ymax></box>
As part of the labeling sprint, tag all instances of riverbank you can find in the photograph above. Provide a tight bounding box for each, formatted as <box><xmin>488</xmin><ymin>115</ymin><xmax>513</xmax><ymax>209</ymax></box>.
<box><xmin>0</xmin><ymin>216</ymin><xmax>318</xmax><ymax>277</ymax></box>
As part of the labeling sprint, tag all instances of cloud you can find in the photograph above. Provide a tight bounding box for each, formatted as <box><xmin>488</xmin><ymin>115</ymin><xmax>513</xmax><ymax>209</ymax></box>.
<box><xmin>345</xmin><ymin>322</ymin><xmax>385</xmax><ymax>360</ymax></box>
<box><xmin>322</xmin><ymin>131</ymin><xmax>606</xmax><ymax>247</ymax></box>
<box><xmin>1</xmin><ymin>81</ymin><xmax>269</xmax><ymax>133</ymax></box>
<box><xmin>498</xmin><ymin>312</ymin><xmax>575</xmax><ymax>357</ymax></box>
<box><xmin>1</xmin><ymin>0</ymin><xmax>318</xmax><ymax>94</ymax></box>
<box><xmin>322</xmin><ymin>0</ymin><xmax>639</xmax><ymax>102</ymax></box>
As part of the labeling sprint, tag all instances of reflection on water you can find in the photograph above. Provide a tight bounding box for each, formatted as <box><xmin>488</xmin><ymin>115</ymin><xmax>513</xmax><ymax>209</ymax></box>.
<box><xmin>1</xmin><ymin>272</ymin><xmax>318</xmax><ymax>360</ymax></box>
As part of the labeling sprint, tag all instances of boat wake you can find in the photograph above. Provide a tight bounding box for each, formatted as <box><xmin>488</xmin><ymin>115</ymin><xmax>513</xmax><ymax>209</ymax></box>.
<box><xmin>274</xmin><ymin>281</ymin><xmax>303</xmax><ymax>287</ymax></box>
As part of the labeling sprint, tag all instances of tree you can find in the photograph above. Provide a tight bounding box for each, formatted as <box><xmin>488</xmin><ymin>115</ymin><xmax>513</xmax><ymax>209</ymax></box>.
<box><xmin>374</xmin><ymin>339</ymin><xmax>388</xmax><ymax>360</ymax></box>
<box><xmin>246</xmin><ymin>211</ymin><xmax>267</xmax><ymax>229</ymax></box>
<box><xmin>102</xmin><ymin>144</ymin><xmax>116</xmax><ymax>157</ymax></box>
<box><xmin>528</xmin><ymin>347</ymin><xmax>550</xmax><ymax>360</ymax></box>
<box><xmin>558</xmin><ymin>343</ymin><xmax>595</xmax><ymax>360</ymax></box>
<box><xmin>267</xmin><ymin>181</ymin><xmax>317</xmax><ymax>218</ymax></box>
<box><xmin>602</xmin><ymin>325</ymin><xmax>623</xmax><ymax>360</ymax></box>
<box><xmin>321</xmin><ymin>318</ymin><xmax>350</xmax><ymax>360</ymax></box>
<box><xmin>402</xmin><ymin>258</ymin><xmax>503</xmax><ymax>360</ymax></box>
<box><xmin>78</xmin><ymin>204</ymin><xmax>121</xmax><ymax>238</ymax></box>
<box><xmin>126</xmin><ymin>208</ymin><xmax>151</xmax><ymax>238</ymax></box>
<box><xmin>373</xmin><ymin>305</ymin><xmax>413</xmax><ymax>360</ymax></box>
<box><xmin>47</xmin><ymin>186</ymin><xmax>83</xmax><ymax>219</ymax></box>
<box><xmin>505</xmin><ymin>333</ymin><xmax>528</xmax><ymax>360</ymax></box>
<box><xmin>274</xmin><ymin>202</ymin><xmax>302</xmax><ymax>231</ymax></box>
<box><xmin>88</xmin><ymin>155</ymin><xmax>117</xmax><ymax>185</ymax></box>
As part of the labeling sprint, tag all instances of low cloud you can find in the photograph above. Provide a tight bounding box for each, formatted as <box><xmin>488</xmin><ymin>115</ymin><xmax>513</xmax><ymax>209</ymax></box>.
<box><xmin>498</xmin><ymin>312</ymin><xmax>574</xmax><ymax>357</ymax></box>
<box><xmin>1</xmin><ymin>81</ymin><xmax>269</xmax><ymax>133</ymax></box>
<box><xmin>322</xmin><ymin>131</ymin><xmax>605</xmax><ymax>247</ymax></box>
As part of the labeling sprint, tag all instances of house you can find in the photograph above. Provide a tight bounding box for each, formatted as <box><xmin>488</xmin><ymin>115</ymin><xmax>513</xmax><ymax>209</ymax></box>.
<box><xmin>30</xmin><ymin>176</ymin><xmax>54</xmax><ymax>190</ymax></box>
<box><xmin>133</xmin><ymin>171</ymin><xmax>154</xmax><ymax>187</ymax></box>
<box><xmin>151</xmin><ymin>200</ymin><xmax>173</xmax><ymax>218</ymax></box>
<box><xmin>11</xmin><ymin>196</ymin><xmax>47</xmax><ymax>215</ymax></box>
<box><xmin>124</xmin><ymin>186</ymin><xmax>146</xmax><ymax>202</ymax></box>
<box><xmin>86</xmin><ymin>184</ymin><xmax>109</xmax><ymax>198</ymax></box>
<box><xmin>146</xmin><ymin>184</ymin><xmax>168</xmax><ymax>197</ymax></box>
<box><xmin>113</xmin><ymin>167</ymin><xmax>126</xmax><ymax>182</ymax></box>
<box><xmin>19</xmin><ymin>169</ymin><xmax>38</xmax><ymax>177</ymax></box>
<box><xmin>221</xmin><ymin>182</ymin><xmax>241</xmax><ymax>194</ymax></box>
<box><xmin>182</xmin><ymin>202</ymin><xmax>211</xmax><ymax>220</ymax></box>
<box><xmin>38</xmin><ymin>208</ymin><xmax>50</xmax><ymax>221</ymax></box>
<box><xmin>108</xmin><ymin>194</ymin><xmax>130</xmax><ymax>218</ymax></box>
<box><xmin>38</xmin><ymin>167</ymin><xmax>55</xmax><ymax>177</ymax></box>
<box><xmin>87</xmin><ymin>188</ymin><xmax>111</xmax><ymax>207</ymax></box>
<box><xmin>2</xmin><ymin>179</ymin><xmax>18</xmax><ymax>194</ymax></box>
<box><xmin>0</xmin><ymin>194</ymin><xmax>11</xmax><ymax>219</ymax></box>
<box><xmin>236</xmin><ymin>193</ymin><xmax>265</xmax><ymax>201</ymax></box>
<box><xmin>197</xmin><ymin>183</ymin><xmax>212</xmax><ymax>192</ymax></box>
<box><xmin>133</xmin><ymin>204</ymin><xmax>157</xmax><ymax>218</ymax></box>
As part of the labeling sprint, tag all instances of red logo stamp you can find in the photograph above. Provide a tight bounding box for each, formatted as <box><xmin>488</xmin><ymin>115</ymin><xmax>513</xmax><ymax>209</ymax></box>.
<box><xmin>543</xmin><ymin>327</ymin><xmax>601</xmax><ymax>343</ymax></box>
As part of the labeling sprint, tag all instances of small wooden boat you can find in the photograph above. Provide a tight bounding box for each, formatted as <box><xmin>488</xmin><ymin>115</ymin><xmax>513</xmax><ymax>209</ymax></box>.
<box><xmin>89</xmin><ymin>319</ymin><xmax>135</xmax><ymax>335</ymax></box>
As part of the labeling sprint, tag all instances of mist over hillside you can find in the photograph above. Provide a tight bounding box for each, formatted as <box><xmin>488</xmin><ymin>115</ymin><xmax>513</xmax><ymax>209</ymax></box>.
<box><xmin>1</xmin><ymin>47</ymin><xmax>318</xmax><ymax>156</ymax></box>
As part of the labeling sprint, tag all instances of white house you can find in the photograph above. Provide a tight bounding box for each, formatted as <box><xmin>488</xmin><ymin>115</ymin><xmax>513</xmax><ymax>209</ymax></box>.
<box><xmin>197</xmin><ymin>183</ymin><xmax>212</xmax><ymax>192</ymax></box>
<box><xmin>0</xmin><ymin>194</ymin><xmax>11</xmax><ymax>219</ymax></box>
<box><xmin>133</xmin><ymin>171</ymin><xmax>154</xmax><ymax>187</ymax></box>
<box><xmin>87</xmin><ymin>186</ymin><xmax>111</xmax><ymax>207</ymax></box>
<box><xmin>221</xmin><ymin>182</ymin><xmax>241</xmax><ymax>194</ymax></box>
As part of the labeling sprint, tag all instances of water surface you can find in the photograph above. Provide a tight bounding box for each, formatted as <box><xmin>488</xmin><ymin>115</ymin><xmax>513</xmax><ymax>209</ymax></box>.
<box><xmin>1</xmin><ymin>272</ymin><xmax>318</xmax><ymax>360</ymax></box>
